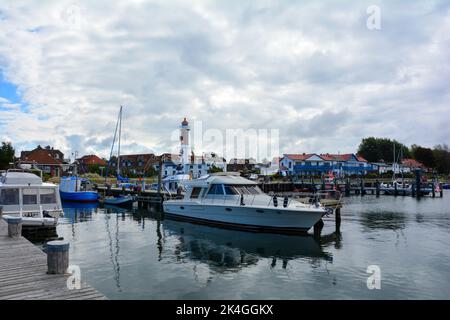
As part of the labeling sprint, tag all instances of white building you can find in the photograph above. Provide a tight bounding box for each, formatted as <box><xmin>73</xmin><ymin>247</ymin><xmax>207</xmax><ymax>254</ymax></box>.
<box><xmin>256</xmin><ymin>157</ymin><xmax>280</xmax><ymax>176</ymax></box>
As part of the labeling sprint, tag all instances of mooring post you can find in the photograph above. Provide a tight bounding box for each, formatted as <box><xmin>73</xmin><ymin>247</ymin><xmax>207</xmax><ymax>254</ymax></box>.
<box><xmin>335</xmin><ymin>208</ymin><xmax>341</xmax><ymax>233</ymax></box>
<box><xmin>432</xmin><ymin>183</ymin><xmax>435</xmax><ymax>198</ymax></box>
<box><xmin>360</xmin><ymin>179</ymin><xmax>365</xmax><ymax>196</ymax></box>
<box><xmin>313</xmin><ymin>219</ymin><xmax>324</xmax><ymax>239</ymax></box>
<box><xmin>412</xmin><ymin>183</ymin><xmax>416</xmax><ymax>197</ymax></box>
<box><xmin>440</xmin><ymin>183</ymin><xmax>443</xmax><ymax>198</ymax></box>
<box><xmin>415</xmin><ymin>170</ymin><xmax>421</xmax><ymax>199</ymax></box>
<box><xmin>157</xmin><ymin>156</ymin><xmax>163</xmax><ymax>201</ymax></box>
<box><xmin>46</xmin><ymin>240</ymin><xmax>70</xmax><ymax>274</ymax></box>
<box><xmin>376</xmin><ymin>180</ymin><xmax>380</xmax><ymax>197</ymax></box>
<box><xmin>394</xmin><ymin>183</ymin><xmax>398</xmax><ymax>196</ymax></box>
<box><xmin>7</xmin><ymin>217</ymin><xmax>22</xmax><ymax>238</ymax></box>
<box><xmin>345</xmin><ymin>178</ymin><xmax>350</xmax><ymax>197</ymax></box>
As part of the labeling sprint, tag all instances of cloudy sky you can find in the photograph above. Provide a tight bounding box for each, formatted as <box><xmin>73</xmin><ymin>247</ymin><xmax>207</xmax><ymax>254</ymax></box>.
<box><xmin>0</xmin><ymin>0</ymin><xmax>449</xmax><ymax>161</ymax></box>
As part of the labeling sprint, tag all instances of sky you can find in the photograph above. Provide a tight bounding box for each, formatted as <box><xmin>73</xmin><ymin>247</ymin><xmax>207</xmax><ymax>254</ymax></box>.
<box><xmin>0</xmin><ymin>0</ymin><xmax>449</xmax><ymax>161</ymax></box>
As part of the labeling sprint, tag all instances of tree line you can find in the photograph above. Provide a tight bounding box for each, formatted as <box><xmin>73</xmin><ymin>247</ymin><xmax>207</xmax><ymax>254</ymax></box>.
<box><xmin>358</xmin><ymin>137</ymin><xmax>450</xmax><ymax>174</ymax></box>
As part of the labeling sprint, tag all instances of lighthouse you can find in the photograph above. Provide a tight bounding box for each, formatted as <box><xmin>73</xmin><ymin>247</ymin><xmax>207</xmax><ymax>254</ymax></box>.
<box><xmin>180</xmin><ymin>117</ymin><xmax>190</xmax><ymax>172</ymax></box>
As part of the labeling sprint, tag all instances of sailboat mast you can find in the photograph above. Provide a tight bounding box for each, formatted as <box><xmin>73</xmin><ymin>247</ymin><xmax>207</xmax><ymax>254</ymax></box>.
<box><xmin>392</xmin><ymin>141</ymin><xmax>396</xmax><ymax>181</ymax></box>
<box><xmin>105</xmin><ymin>106</ymin><xmax>121</xmax><ymax>183</ymax></box>
<box><xmin>118</xmin><ymin>106</ymin><xmax>122</xmax><ymax>177</ymax></box>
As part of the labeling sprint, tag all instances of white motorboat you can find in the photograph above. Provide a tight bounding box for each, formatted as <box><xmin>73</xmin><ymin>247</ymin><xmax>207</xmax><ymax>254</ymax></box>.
<box><xmin>0</xmin><ymin>170</ymin><xmax>61</xmax><ymax>227</ymax></box>
<box><xmin>163</xmin><ymin>172</ymin><xmax>327</xmax><ymax>234</ymax></box>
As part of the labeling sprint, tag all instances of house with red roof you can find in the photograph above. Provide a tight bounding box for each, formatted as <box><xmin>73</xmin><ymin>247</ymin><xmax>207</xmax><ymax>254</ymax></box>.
<box><xmin>280</xmin><ymin>153</ymin><xmax>375</xmax><ymax>176</ymax></box>
<box><xmin>77</xmin><ymin>155</ymin><xmax>107</xmax><ymax>166</ymax></box>
<box><xmin>18</xmin><ymin>145</ymin><xmax>69</xmax><ymax>177</ymax></box>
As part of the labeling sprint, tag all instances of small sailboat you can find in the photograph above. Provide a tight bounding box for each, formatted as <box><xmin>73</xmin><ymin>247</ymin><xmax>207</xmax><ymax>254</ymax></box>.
<box><xmin>103</xmin><ymin>106</ymin><xmax>135</xmax><ymax>208</ymax></box>
<box><xmin>59</xmin><ymin>176</ymin><xmax>99</xmax><ymax>202</ymax></box>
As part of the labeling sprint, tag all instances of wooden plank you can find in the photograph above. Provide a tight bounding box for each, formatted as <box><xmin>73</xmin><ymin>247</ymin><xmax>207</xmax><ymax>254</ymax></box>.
<box><xmin>0</xmin><ymin>219</ymin><xmax>106</xmax><ymax>300</ymax></box>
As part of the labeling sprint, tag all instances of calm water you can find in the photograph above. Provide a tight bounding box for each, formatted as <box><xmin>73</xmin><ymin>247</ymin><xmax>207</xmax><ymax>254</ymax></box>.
<box><xmin>56</xmin><ymin>191</ymin><xmax>450</xmax><ymax>300</ymax></box>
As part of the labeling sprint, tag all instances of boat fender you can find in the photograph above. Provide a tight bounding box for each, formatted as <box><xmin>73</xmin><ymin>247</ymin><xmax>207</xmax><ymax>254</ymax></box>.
<box><xmin>283</xmin><ymin>196</ymin><xmax>288</xmax><ymax>208</ymax></box>
<box><xmin>273</xmin><ymin>196</ymin><xmax>278</xmax><ymax>207</ymax></box>
<box><xmin>43</xmin><ymin>210</ymin><xmax>52</xmax><ymax>218</ymax></box>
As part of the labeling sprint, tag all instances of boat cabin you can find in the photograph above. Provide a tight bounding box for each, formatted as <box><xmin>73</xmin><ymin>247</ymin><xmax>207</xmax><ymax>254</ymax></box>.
<box><xmin>0</xmin><ymin>171</ymin><xmax>62</xmax><ymax>217</ymax></box>
<box><xmin>184</xmin><ymin>173</ymin><xmax>264</xmax><ymax>201</ymax></box>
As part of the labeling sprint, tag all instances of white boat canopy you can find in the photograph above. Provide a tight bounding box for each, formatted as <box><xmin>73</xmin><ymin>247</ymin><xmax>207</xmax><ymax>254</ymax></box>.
<box><xmin>1</xmin><ymin>172</ymin><xmax>43</xmax><ymax>185</ymax></box>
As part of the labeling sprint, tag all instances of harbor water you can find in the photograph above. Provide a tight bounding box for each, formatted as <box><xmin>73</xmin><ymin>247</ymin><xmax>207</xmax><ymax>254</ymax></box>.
<box><xmin>55</xmin><ymin>191</ymin><xmax>450</xmax><ymax>299</ymax></box>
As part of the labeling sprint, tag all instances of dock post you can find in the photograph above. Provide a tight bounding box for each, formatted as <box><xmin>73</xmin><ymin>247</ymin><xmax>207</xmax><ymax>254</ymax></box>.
<box><xmin>313</xmin><ymin>219</ymin><xmax>324</xmax><ymax>239</ymax></box>
<box><xmin>335</xmin><ymin>208</ymin><xmax>341</xmax><ymax>233</ymax></box>
<box><xmin>440</xmin><ymin>184</ymin><xmax>443</xmax><ymax>198</ymax></box>
<box><xmin>412</xmin><ymin>183</ymin><xmax>416</xmax><ymax>197</ymax></box>
<box><xmin>432</xmin><ymin>184</ymin><xmax>435</xmax><ymax>198</ymax></box>
<box><xmin>394</xmin><ymin>183</ymin><xmax>398</xmax><ymax>196</ymax></box>
<box><xmin>345</xmin><ymin>178</ymin><xmax>350</xmax><ymax>197</ymax></box>
<box><xmin>415</xmin><ymin>171</ymin><xmax>421</xmax><ymax>199</ymax></box>
<box><xmin>7</xmin><ymin>217</ymin><xmax>22</xmax><ymax>238</ymax></box>
<box><xmin>46</xmin><ymin>240</ymin><xmax>70</xmax><ymax>274</ymax></box>
<box><xmin>376</xmin><ymin>180</ymin><xmax>380</xmax><ymax>197</ymax></box>
<box><xmin>360</xmin><ymin>179</ymin><xmax>365</xmax><ymax>196</ymax></box>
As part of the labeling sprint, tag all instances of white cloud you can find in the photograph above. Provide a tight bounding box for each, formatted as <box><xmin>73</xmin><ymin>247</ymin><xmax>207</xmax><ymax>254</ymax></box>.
<box><xmin>0</xmin><ymin>0</ymin><xmax>449</xmax><ymax>159</ymax></box>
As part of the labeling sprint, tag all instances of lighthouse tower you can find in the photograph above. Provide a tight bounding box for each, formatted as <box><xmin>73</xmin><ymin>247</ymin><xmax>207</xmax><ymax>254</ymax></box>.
<box><xmin>180</xmin><ymin>117</ymin><xmax>190</xmax><ymax>172</ymax></box>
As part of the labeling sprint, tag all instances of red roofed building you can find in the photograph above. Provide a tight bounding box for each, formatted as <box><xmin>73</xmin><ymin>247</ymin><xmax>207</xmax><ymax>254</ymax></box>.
<box><xmin>280</xmin><ymin>153</ymin><xmax>376</xmax><ymax>176</ymax></box>
<box><xmin>77</xmin><ymin>155</ymin><xmax>107</xmax><ymax>166</ymax></box>
<box><xmin>402</xmin><ymin>158</ymin><xmax>427</xmax><ymax>171</ymax></box>
<box><xmin>19</xmin><ymin>145</ymin><xmax>69</xmax><ymax>177</ymax></box>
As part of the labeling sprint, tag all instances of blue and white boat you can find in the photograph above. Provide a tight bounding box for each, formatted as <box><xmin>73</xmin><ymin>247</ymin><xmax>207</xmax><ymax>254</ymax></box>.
<box><xmin>59</xmin><ymin>176</ymin><xmax>99</xmax><ymax>202</ymax></box>
<box><xmin>103</xmin><ymin>195</ymin><xmax>135</xmax><ymax>207</ymax></box>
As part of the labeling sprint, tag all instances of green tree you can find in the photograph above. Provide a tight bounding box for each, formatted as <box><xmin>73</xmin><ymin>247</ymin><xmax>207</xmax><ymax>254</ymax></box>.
<box><xmin>0</xmin><ymin>142</ymin><xmax>15</xmax><ymax>170</ymax></box>
<box><xmin>433</xmin><ymin>144</ymin><xmax>450</xmax><ymax>174</ymax></box>
<box><xmin>411</xmin><ymin>145</ymin><xmax>435</xmax><ymax>168</ymax></box>
<box><xmin>207</xmin><ymin>165</ymin><xmax>224</xmax><ymax>174</ymax></box>
<box><xmin>358</xmin><ymin>137</ymin><xmax>410</xmax><ymax>162</ymax></box>
<box><xmin>87</xmin><ymin>164</ymin><xmax>101</xmax><ymax>175</ymax></box>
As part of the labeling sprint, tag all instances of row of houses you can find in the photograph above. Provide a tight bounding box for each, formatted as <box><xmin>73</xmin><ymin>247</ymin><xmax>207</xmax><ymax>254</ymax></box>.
<box><xmin>16</xmin><ymin>145</ymin><xmax>429</xmax><ymax>178</ymax></box>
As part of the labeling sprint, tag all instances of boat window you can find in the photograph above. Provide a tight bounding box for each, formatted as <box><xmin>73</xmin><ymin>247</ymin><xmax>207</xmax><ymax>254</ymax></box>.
<box><xmin>0</xmin><ymin>188</ymin><xmax>20</xmax><ymax>205</ymax></box>
<box><xmin>224</xmin><ymin>185</ymin><xmax>238</xmax><ymax>195</ymax></box>
<box><xmin>23</xmin><ymin>188</ymin><xmax>38</xmax><ymax>205</ymax></box>
<box><xmin>233</xmin><ymin>186</ymin><xmax>250</xmax><ymax>195</ymax></box>
<box><xmin>207</xmin><ymin>184</ymin><xmax>224</xmax><ymax>195</ymax></box>
<box><xmin>40</xmin><ymin>188</ymin><xmax>57</xmax><ymax>204</ymax></box>
<box><xmin>190</xmin><ymin>187</ymin><xmax>202</xmax><ymax>199</ymax></box>
<box><xmin>246</xmin><ymin>186</ymin><xmax>262</xmax><ymax>195</ymax></box>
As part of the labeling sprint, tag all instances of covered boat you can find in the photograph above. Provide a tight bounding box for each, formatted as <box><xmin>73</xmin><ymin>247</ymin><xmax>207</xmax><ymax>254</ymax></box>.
<box><xmin>0</xmin><ymin>170</ymin><xmax>61</xmax><ymax>227</ymax></box>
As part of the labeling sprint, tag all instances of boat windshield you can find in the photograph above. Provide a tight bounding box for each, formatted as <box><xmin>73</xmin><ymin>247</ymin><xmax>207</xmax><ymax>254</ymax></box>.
<box><xmin>223</xmin><ymin>185</ymin><xmax>262</xmax><ymax>195</ymax></box>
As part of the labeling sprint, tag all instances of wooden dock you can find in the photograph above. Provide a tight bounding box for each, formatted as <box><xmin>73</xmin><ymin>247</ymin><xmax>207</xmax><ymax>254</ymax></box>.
<box><xmin>0</xmin><ymin>220</ymin><xmax>106</xmax><ymax>300</ymax></box>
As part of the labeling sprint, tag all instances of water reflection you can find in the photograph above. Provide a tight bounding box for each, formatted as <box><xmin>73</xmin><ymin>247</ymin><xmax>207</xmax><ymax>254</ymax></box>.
<box><xmin>359</xmin><ymin>210</ymin><xmax>407</xmax><ymax>231</ymax></box>
<box><xmin>104</xmin><ymin>213</ymin><xmax>121</xmax><ymax>291</ymax></box>
<box><xmin>160</xmin><ymin>219</ymin><xmax>333</xmax><ymax>272</ymax></box>
<box><xmin>62</xmin><ymin>201</ymin><xmax>98</xmax><ymax>223</ymax></box>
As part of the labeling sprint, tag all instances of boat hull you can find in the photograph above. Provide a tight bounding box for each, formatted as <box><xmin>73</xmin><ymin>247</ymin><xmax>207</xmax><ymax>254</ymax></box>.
<box><xmin>60</xmin><ymin>191</ymin><xmax>99</xmax><ymax>202</ymax></box>
<box><xmin>103</xmin><ymin>196</ymin><xmax>134</xmax><ymax>207</ymax></box>
<box><xmin>162</xmin><ymin>202</ymin><xmax>325</xmax><ymax>234</ymax></box>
